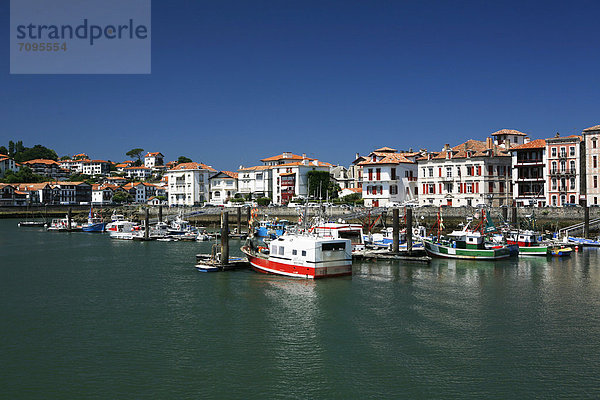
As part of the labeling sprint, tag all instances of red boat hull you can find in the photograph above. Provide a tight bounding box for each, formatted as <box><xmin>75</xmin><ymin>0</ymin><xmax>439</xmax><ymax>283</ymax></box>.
<box><xmin>243</xmin><ymin>248</ymin><xmax>352</xmax><ymax>279</ymax></box>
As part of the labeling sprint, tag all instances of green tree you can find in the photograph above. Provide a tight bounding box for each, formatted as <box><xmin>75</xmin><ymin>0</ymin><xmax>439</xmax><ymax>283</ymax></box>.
<box><xmin>112</xmin><ymin>191</ymin><xmax>133</xmax><ymax>204</ymax></box>
<box><xmin>60</xmin><ymin>155</ymin><xmax>71</xmax><ymax>160</ymax></box>
<box><xmin>307</xmin><ymin>170</ymin><xmax>339</xmax><ymax>199</ymax></box>
<box><xmin>0</xmin><ymin>146</ymin><xmax>7</xmax><ymax>155</ymax></box>
<box><xmin>256</xmin><ymin>197</ymin><xmax>271</xmax><ymax>206</ymax></box>
<box><xmin>126</xmin><ymin>148</ymin><xmax>144</xmax><ymax>164</ymax></box>
<box><xmin>14</xmin><ymin>144</ymin><xmax>58</xmax><ymax>163</ymax></box>
<box><xmin>1</xmin><ymin>167</ymin><xmax>45</xmax><ymax>183</ymax></box>
<box><xmin>177</xmin><ymin>156</ymin><xmax>192</xmax><ymax>164</ymax></box>
<box><xmin>8</xmin><ymin>141</ymin><xmax>15</xmax><ymax>156</ymax></box>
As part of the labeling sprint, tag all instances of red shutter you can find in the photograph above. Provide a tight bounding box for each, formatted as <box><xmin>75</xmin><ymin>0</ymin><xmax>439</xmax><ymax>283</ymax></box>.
<box><xmin>475</xmin><ymin>182</ymin><xmax>479</xmax><ymax>193</ymax></box>
<box><xmin>439</xmin><ymin>183</ymin><xmax>442</xmax><ymax>193</ymax></box>
<box><xmin>439</xmin><ymin>168</ymin><xmax>442</xmax><ymax>177</ymax></box>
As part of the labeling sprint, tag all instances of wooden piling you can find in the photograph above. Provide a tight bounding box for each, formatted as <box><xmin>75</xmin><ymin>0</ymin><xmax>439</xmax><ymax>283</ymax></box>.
<box><xmin>502</xmin><ymin>206</ymin><xmax>508</xmax><ymax>222</ymax></box>
<box><xmin>237</xmin><ymin>207</ymin><xmax>241</xmax><ymax>234</ymax></box>
<box><xmin>584</xmin><ymin>205</ymin><xmax>590</xmax><ymax>239</ymax></box>
<box><xmin>406</xmin><ymin>207</ymin><xmax>413</xmax><ymax>255</ymax></box>
<box><xmin>158</xmin><ymin>205</ymin><xmax>163</xmax><ymax>222</ymax></box>
<box><xmin>392</xmin><ymin>208</ymin><xmax>399</xmax><ymax>253</ymax></box>
<box><xmin>145</xmin><ymin>208</ymin><xmax>150</xmax><ymax>240</ymax></box>
<box><xmin>511</xmin><ymin>204</ymin><xmax>517</xmax><ymax>225</ymax></box>
<box><xmin>221</xmin><ymin>211</ymin><xmax>229</xmax><ymax>266</ymax></box>
<box><xmin>67</xmin><ymin>207</ymin><xmax>72</xmax><ymax>231</ymax></box>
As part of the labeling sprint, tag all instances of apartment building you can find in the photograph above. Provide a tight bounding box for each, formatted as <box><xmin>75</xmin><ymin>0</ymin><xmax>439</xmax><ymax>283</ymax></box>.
<box><xmin>166</xmin><ymin>162</ymin><xmax>215</xmax><ymax>206</ymax></box>
<box><xmin>583</xmin><ymin>125</ymin><xmax>600</xmax><ymax>206</ymax></box>
<box><xmin>545</xmin><ymin>134</ymin><xmax>583</xmax><ymax>206</ymax></box>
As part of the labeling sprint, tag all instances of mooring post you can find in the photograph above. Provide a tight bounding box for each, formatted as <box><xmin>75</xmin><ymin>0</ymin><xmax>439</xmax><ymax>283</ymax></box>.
<box><xmin>406</xmin><ymin>207</ymin><xmax>413</xmax><ymax>255</ymax></box>
<box><xmin>158</xmin><ymin>205</ymin><xmax>163</xmax><ymax>222</ymax></box>
<box><xmin>221</xmin><ymin>211</ymin><xmax>229</xmax><ymax>266</ymax></box>
<box><xmin>145</xmin><ymin>208</ymin><xmax>150</xmax><ymax>240</ymax></box>
<box><xmin>392</xmin><ymin>208</ymin><xmax>399</xmax><ymax>253</ymax></box>
<box><xmin>67</xmin><ymin>207</ymin><xmax>72</xmax><ymax>231</ymax></box>
<box><xmin>584</xmin><ymin>202</ymin><xmax>590</xmax><ymax>239</ymax></box>
<box><xmin>502</xmin><ymin>206</ymin><xmax>508</xmax><ymax>222</ymax></box>
<box><xmin>237</xmin><ymin>206</ymin><xmax>241</xmax><ymax>234</ymax></box>
<box><xmin>511</xmin><ymin>204</ymin><xmax>517</xmax><ymax>225</ymax></box>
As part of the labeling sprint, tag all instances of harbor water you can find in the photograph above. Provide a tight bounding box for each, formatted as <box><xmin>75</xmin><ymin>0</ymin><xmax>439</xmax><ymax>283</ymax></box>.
<box><xmin>1</xmin><ymin>219</ymin><xmax>600</xmax><ymax>399</ymax></box>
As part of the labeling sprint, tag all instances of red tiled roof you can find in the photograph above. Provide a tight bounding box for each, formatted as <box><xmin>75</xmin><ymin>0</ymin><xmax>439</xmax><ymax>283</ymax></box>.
<box><xmin>374</xmin><ymin>147</ymin><xmax>398</xmax><ymax>152</ymax></box>
<box><xmin>221</xmin><ymin>171</ymin><xmax>238</xmax><ymax>179</ymax></box>
<box><xmin>169</xmin><ymin>162</ymin><xmax>217</xmax><ymax>172</ymax></box>
<box><xmin>125</xmin><ymin>166</ymin><xmax>150</xmax><ymax>170</ymax></box>
<box><xmin>239</xmin><ymin>165</ymin><xmax>271</xmax><ymax>171</ymax></box>
<box><xmin>583</xmin><ymin>125</ymin><xmax>600</xmax><ymax>132</ymax></box>
<box><xmin>260</xmin><ymin>153</ymin><xmax>314</xmax><ymax>162</ymax></box>
<box><xmin>491</xmin><ymin>129</ymin><xmax>527</xmax><ymax>136</ymax></box>
<box><xmin>358</xmin><ymin>152</ymin><xmax>416</xmax><ymax>165</ymax></box>
<box><xmin>510</xmin><ymin>139</ymin><xmax>546</xmax><ymax>150</ymax></box>
<box><xmin>145</xmin><ymin>152</ymin><xmax>163</xmax><ymax>157</ymax></box>
<box><xmin>23</xmin><ymin>159</ymin><xmax>60</xmax><ymax>165</ymax></box>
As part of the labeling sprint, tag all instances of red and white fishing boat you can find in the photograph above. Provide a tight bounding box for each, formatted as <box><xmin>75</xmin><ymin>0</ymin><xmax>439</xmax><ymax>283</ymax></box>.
<box><xmin>241</xmin><ymin>234</ymin><xmax>353</xmax><ymax>279</ymax></box>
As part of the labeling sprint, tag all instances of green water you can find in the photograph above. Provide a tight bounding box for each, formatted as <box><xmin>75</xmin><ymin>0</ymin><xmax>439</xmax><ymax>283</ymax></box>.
<box><xmin>1</xmin><ymin>219</ymin><xmax>600</xmax><ymax>399</ymax></box>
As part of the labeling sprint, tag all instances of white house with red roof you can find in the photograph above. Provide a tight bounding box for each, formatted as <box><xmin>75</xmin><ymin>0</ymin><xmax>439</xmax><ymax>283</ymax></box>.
<box><xmin>166</xmin><ymin>162</ymin><xmax>216</xmax><ymax>206</ymax></box>
<box><xmin>22</xmin><ymin>159</ymin><xmax>69</xmax><ymax>180</ymax></box>
<box><xmin>239</xmin><ymin>152</ymin><xmax>335</xmax><ymax>205</ymax></box>
<box><xmin>144</xmin><ymin>152</ymin><xmax>164</xmax><ymax>168</ymax></box>
<box><xmin>360</xmin><ymin>147</ymin><xmax>419</xmax><ymax>207</ymax></box>
<box><xmin>510</xmin><ymin>138</ymin><xmax>547</xmax><ymax>207</ymax></box>
<box><xmin>0</xmin><ymin>154</ymin><xmax>18</xmax><ymax>178</ymax></box>
<box><xmin>418</xmin><ymin>138</ymin><xmax>512</xmax><ymax>207</ymax></box>
<box><xmin>82</xmin><ymin>160</ymin><xmax>111</xmax><ymax>176</ymax></box>
<box><xmin>209</xmin><ymin>171</ymin><xmax>239</xmax><ymax>205</ymax></box>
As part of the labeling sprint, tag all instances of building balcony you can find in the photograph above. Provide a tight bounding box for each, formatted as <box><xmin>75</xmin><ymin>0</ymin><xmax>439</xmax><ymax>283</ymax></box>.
<box><xmin>515</xmin><ymin>159</ymin><xmax>544</xmax><ymax>165</ymax></box>
<box><xmin>548</xmin><ymin>169</ymin><xmax>576</xmax><ymax>176</ymax></box>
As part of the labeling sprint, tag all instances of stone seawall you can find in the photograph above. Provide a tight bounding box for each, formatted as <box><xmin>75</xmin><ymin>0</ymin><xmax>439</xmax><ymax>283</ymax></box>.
<box><xmin>2</xmin><ymin>205</ymin><xmax>597</xmax><ymax>233</ymax></box>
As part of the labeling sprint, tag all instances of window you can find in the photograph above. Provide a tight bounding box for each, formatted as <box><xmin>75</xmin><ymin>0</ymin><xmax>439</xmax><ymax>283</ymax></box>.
<box><xmin>593</xmin><ymin>139</ymin><xmax>598</xmax><ymax>149</ymax></box>
<box><xmin>322</xmin><ymin>242</ymin><xmax>346</xmax><ymax>251</ymax></box>
<box><xmin>560</xmin><ymin>195</ymin><xmax>566</xmax><ymax>205</ymax></box>
<box><xmin>391</xmin><ymin>168</ymin><xmax>397</xmax><ymax>180</ymax></box>
<box><xmin>552</xmin><ymin>161</ymin><xmax>557</xmax><ymax>173</ymax></box>
<box><xmin>279</xmin><ymin>246</ymin><xmax>285</xmax><ymax>255</ymax></box>
<box><xmin>560</xmin><ymin>147</ymin><xmax>566</xmax><ymax>157</ymax></box>
<box><xmin>467</xmin><ymin>183</ymin><xmax>473</xmax><ymax>193</ymax></box>
<box><xmin>551</xmin><ymin>148</ymin><xmax>557</xmax><ymax>157</ymax></box>
<box><xmin>570</xmin><ymin>146</ymin><xmax>575</xmax><ymax>156</ymax></box>
<box><xmin>570</xmin><ymin>178</ymin><xmax>575</xmax><ymax>190</ymax></box>
<box><xmin>446</xmin><ymin>167</ymin><xmax>452</xmax><ymax>178</ymax></box>
<box><xmin>489</xmin><ymin>182</ymin><xmax>494</xmax><ymax>193</ymax></box>
<box><xmin>301</xmin><ymin>250</ymin><xmax>306</xmax><ymax>257</ymax></box>
<box><xmin>570</xmin><ymin>195</ymin><xmax>575</xmax><ymax>204</ymax></box>
<box><xmin>499</xmin><ymin>182</ymin><xmax>505</xmax><ymax>193</ymax></box>
<box><xmin>368</xmin><ymin>169</ymin><xmax>373</xmax><ymax>180</ymax></box>
<box><xmin>428</xmin><ymin>184</ymin><xmax>435</xmax><ymax>194</ymax></box>
<box><xmin>560</xmin><ymin>161</ymin><xmax>566</xmax><ymax>172</ymax></box>
<box><xmin>428</xmin><ymin>167</ymin><xmax>433</xmax><ymax>177</ymax></box>
<box><xmin>376</xmin><ymin>168</ymin><xmax>381</xmax><ymax>180</ymax></box>
<box><xmin>594</xmin><ymin>176</ymin><xmax>598</xmax><ymax>189</ymax></box>
<box><xmin>594</xmin><ymin>156</ymin><xmax>598</xmax><ymax>169</ymax></box>
<box><xmin>390</xmin><ymin>185</ymin><xmax>398</xmax><ymax>195</ymax></box>
<box><xmin>457</xmin><ymin>166</ymin><xmax>461</xmax><ymax>176</ymax></box>
<box><xmin>552</xmin><ymin>195</ymin><xmax>557</xmax><ymax>206</ymax></box>
<box><xmin>272</xmin><ymin>245</ymin><xmax>278</xmax><ymax>253</ymax></box>
<box><xmin>570</xmin><ymin>160</ymin><xmax>575</xmax><ymax>173</ymax></box>
<box><xmin>292</xmin><ymin>249</ymin><xmax>297</xmax><ymax>256</ymax></box>
<box><xmin>552</xmin><ymin>178</ymin><xmax>557</xmax><ymax>190</ymax></box>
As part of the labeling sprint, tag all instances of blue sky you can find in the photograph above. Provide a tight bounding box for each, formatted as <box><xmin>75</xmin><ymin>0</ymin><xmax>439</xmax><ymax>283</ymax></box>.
<box><xmin>2</xmin><ymin>0</ymin><xmax>600</xmax><ymax>170</ymax></box>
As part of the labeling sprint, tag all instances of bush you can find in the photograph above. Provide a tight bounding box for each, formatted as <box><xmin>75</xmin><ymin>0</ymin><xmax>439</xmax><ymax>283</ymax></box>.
<box><xmin>230</xmin><ymin>198</ymin><xmax>245</xmax><ymax>203</ymax></box>
<box><xmin>256</xmin><ymin>197</ymin><xmax>271</xmax><ymax>206</ymax></box>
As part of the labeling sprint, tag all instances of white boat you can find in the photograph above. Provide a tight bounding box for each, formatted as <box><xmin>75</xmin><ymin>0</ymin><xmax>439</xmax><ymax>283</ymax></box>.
<box><xmin>168</xmin><ymin>213</ymin><xmax>197</xmax><ymax>236</ymax></box>
<box><xmin>241</xmin><ymin>233</ymin><xmax>352</xmax><ymax>279</ymax></box>
<box><xmin>47</xmin><ymin>216</ymin><xmax>81</xmax><ymax>231</ymax></box>
<box><xmin>108</xmin><ymin>220</ymin><xmax>139</xmax><ymax>240</ymax></box>
<box><xmin>311</xmin><ymin>222</ymin><xmax>365</xmax><ymax>252</ymax></box>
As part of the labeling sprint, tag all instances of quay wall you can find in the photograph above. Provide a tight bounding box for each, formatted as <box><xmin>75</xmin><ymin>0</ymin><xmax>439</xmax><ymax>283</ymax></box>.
<box><xmin>2</xmin><ymin>205</ymin><xmax>598</xmax><ymax>233</ymax></box>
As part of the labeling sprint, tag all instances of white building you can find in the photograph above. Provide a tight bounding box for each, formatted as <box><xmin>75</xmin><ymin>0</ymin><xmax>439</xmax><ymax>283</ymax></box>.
<box><xmin>209</xmin><ymin>171</ymin><xmax>238</xmax><ymax>205</ymax></box>
<box><xmin>144</xmin><ymin>152</ymin><xmax>164</xmax><ymax>168</ymax></box>
<box><xmin>124</xmin><ymin>166</ymin><xmax>152</xmax><ymax>180</ymax></box>
<box><xmin>584</xmin><ymin>125</ymin><xmax>600</xmax><ymax>206</ymax></box>
<box><xmin>510</xmin><ymin>139</ymin><xmax>547</xmax><ymax>207</ymax></box>
<box><xmin>238</xmin><ymin>166</ymin><xmax>272</xmax><ymax>199</ymax></box>
<box><xmin>91</xmin><ymin>184</ymin><xmax>117</xmax><ymax>205</ymax></box>
<box><xmin>359</xmin><ymin>147</ymin><xmax>419</xmax><ymax>207</ymax></box>
<box><xmin>166</xmin><ymin>162</ymin><xmax>215</xmax><ymax>206</ymax></box>
<box><xmin>82</xmin><ymin>160</ymin><xmax>111</xmax><ymax>176</ymax></box>
<box><xmin>492</xmin><ymin>129</ymin><xmax>528</xmax><ymax>147</ymax></box>
<box><xmin>418</xmin><ymin>139</ymin><xmax>512</xmax><ymax>207</ymax></box>
<box><xmin>0</xmin><ymin>154</ymin><xmax>18</xmax><ymax>177</ymax></box>
<box><xmin>59</xmin><ymin>159</ymin><xmax>86</xmax><ymax>174</ymax></box>
<box><xmin>122</xmin><ymin>182</ymin><xmax>162</xmax><ymax>204</ymax></box>
<box><xmin>270</xmin><ymin>159</ymin><xmax>333</xmax><ymax>205</ymax></box>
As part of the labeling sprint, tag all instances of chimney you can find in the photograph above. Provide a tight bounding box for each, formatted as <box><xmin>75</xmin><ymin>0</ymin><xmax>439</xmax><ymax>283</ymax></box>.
<box><xmin>443</xmin><ymin>143</ymin><xmax>450</xmax><ymax>151</ymax></box>
<box><xmin>524</xmin><ymin>137</ymin><xmax>530</xmax><ymax>144</ymax></box>
<box><xmin>555</xmin><ymin>132</ymin><xmax>560</xmax><ymax>138</ymax></box>
<box><xmin>355</xmin><ymin>153</ymin><xmax>360</xmax><ymax>160</ymax></box>
<box><xmin>302</xmin><ymin>153</ymin><xmax>306</xmax><ymax>159</ymax></box>
<box><xmin>409</xmin><ymin>148</ymin><xmax>413</xmax><ymax>152</ymax></box>
<box><xmin>486</xmin><ymin>137</ymin><xmax>493</xmax><ymax>149</ymax></box>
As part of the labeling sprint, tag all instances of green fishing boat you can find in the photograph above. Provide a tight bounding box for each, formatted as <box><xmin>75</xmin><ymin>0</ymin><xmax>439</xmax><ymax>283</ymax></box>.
<box><xmin>423</xmin><ymin>230</ymin><xmax>514</xmax><ymax>260</ymax></box>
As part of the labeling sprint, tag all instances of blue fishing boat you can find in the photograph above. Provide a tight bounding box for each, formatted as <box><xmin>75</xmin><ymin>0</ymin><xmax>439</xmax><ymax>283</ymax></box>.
<box><xmin>82</xmin><ymin>209</ymin><xmax>106</xmax><ymax>232</ymax></box>
<box><xmin>255</xmin><ymin>219</ymin><xmax>290</xmax><ymax>239</ymax></box>
<box><xmin>567</xmin><ymin>236</ymin><xmax>600</xmax><ymax>247</ymax></box>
